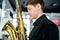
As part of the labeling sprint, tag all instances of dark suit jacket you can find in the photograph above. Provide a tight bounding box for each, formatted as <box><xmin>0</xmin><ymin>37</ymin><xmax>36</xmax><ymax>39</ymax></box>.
<box><xmin>29</xmin><ymin>15</ymin><xmax>59</xmax><ymax>40</ymax></box>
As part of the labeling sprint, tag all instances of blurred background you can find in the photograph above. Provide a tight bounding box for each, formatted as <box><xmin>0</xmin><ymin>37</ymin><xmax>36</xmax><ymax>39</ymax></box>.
<box><xmin>0</xmin><ymin>0</ymin><xmax>60</xmax><ymax>40</ymax></box>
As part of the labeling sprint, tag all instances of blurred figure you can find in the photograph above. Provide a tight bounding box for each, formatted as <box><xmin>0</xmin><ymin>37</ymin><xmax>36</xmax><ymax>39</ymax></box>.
<box><xmin>25</xmin><ymin>0</ymin><xmax>59</xmax><ymax>40</ymax></box>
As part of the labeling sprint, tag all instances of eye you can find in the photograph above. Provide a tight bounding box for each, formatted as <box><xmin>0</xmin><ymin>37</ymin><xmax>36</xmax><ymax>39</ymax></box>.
<box><xmin>29</xmin><ymin>8</ymin><xmax>31</xmax><ymax>10</ymax></box>
<box><xmin>27</xmin><ymin>8</ymin><xmax>31</xmax><ymax>11</ymax></box>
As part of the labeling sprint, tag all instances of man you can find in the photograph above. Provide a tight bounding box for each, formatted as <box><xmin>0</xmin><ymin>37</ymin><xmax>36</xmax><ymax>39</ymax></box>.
<box><xmin>25</xmin><ymin>0</ymin><xmax>59</xmax><ymax>40</ymax></box>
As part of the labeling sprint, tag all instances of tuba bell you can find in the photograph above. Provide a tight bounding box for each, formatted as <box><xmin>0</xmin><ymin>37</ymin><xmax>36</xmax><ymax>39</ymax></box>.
<box><xmin>2</xmin><ymin>20</ymin><xmax>17</xmax><ymax>40</ymax></box>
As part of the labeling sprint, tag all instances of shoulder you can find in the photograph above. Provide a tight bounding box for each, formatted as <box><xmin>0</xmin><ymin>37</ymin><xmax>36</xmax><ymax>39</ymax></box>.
<box><xmin>43</xmin><ymin>18</ymin><xmax>58</xmax><ymax>31</ymax></box>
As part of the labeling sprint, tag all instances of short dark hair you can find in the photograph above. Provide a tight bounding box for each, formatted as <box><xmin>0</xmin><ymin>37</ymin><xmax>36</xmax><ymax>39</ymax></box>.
<box><xmin>25</xmin><ymin>0</ymin><xmax>44</xmax><ymax>10</ymax></box>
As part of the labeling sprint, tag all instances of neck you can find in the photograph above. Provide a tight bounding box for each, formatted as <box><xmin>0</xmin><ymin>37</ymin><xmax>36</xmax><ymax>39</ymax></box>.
<box><xmin>36</xmin><ymin>10</ymin><xmax>44</xmax><ymax>20</ymax></box>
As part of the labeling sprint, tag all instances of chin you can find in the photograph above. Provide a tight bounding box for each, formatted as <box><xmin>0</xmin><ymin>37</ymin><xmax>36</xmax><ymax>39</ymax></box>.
<box><xmin>30</xmin><ymin>16</ymin><xmax>36</xmax><ymax>19</ymax></box>
<box><xmin>32</xmin><ymin>17</ymin><xmax>36</xmax><ymax>19</ymax></box>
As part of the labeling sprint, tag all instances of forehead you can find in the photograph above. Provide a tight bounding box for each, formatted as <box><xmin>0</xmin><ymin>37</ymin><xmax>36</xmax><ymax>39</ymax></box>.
<box><xmin>26</xmin><ymin>5</ymin><xmax>35</xmax><ymax>8</ymax></box>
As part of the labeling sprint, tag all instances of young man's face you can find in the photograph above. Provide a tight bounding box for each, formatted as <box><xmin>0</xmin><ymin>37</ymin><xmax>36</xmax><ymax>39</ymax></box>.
<box><xmin>26</xmin><ymin>4</ymin><xmax>40</xmax><ymax>19</ymax></box>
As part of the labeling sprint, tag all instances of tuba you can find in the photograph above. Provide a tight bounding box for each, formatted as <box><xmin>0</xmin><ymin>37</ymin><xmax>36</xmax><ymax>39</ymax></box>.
<box><xmin>2</xmin><ymin>0</ymin><xmax>27</xmax><ymax>40</ymax></box>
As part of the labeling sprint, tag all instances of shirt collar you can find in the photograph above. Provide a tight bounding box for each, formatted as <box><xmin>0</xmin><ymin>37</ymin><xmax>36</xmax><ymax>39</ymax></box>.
<box><xmin>33</xmin><ymin>14</ymin><xmax>46</xmax><ymax>26</ymax></box>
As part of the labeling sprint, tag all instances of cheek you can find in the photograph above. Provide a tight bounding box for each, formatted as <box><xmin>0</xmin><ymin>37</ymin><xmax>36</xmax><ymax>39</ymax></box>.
<box><xmin>31</xmin><ymin>9</ymin><xmax>36</xmax><ymax>14</ymax></box>
<box><xmin>28</xmin><ymin>9</ymin><xmax>37</xmax><ymax>16</ymax></box>
<box><xmin>30</xmin><ymin>9</ymin><xmax>37</xmax><ymax>14</ymax></box>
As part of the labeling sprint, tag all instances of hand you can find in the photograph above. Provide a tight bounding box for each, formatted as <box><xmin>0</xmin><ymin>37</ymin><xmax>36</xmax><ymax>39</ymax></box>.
<box><xmin>15</xmin><ymin>38</ymin><xmax>18</xmax><ymax>40</ymax></box>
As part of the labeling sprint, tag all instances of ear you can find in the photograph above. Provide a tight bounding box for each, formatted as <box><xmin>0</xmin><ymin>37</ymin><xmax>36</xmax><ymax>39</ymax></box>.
<box><xmin>36</xmin><ymin>3</ymin><xmax>41</xmax><ymax>9</ymax></box>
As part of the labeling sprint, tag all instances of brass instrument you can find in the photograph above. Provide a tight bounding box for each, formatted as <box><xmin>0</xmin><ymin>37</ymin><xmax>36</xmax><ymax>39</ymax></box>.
<box><xmin>2</xmin><ymin>0</ymin><xmax>27</xmax><ymax>40</ymax></box>
<box><xmin>2</xmin><ymin>20</ymin><xmax>17</xmax><ymax>40</ymax></box>
<box><xmin>16</xmin><ymin>0</ymin><xmax>27</xmax><ymax>40</ymax></box>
